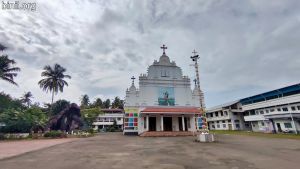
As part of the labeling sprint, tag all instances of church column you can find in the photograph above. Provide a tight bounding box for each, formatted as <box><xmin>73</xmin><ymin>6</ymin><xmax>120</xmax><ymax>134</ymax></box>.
<box><xmin>182</xmin><ymin>115</ymin><xmax>185</xmax><ymax>131</ymax></box>
<box><xmin>161</xmin><ymin>115</ymin><xmax>164</xmax><ymax>131</ymax></box>
<box><xmin>146</xmin><ymin>115</ymin><xmax>149</xmax><ymax>131</ymax></box>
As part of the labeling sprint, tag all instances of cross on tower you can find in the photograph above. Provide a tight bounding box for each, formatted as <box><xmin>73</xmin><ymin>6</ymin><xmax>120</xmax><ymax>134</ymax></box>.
<box><xmin>192</xmin><ymin>49</ymin><xmax>197</xmax><ymax>56</ymax></box>
<box><xmin>191</xmin><ymin>49</ymin><xmax>199</xmax><ymax>61</ymax></box>
<box><xmin>131</xmin><ymin>76</ymin><xmax>136</xmax><ymax>85</ymax></box>
<box><xmin>160</xmin><ymin>44</ymin><xmax>167</xmax><ymax>54</ymax></box>
<box><xmin>193</xmin><ymin>79</ymin><xmax>197</xmax><ymax>86</ymax></box>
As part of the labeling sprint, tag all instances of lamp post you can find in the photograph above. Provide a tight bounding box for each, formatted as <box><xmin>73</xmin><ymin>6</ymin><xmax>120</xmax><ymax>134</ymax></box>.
<box><xmin>190</xmin><ymin>50</ymin><xmax>208</xmax><ymax>133</ymax></box>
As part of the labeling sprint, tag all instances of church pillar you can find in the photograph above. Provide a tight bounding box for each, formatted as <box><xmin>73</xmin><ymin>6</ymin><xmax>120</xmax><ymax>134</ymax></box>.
<box><xmin>161</xmin><ymin>115</ymin><xmax>164</xmax><ymax>131</ymax></box>
<box><xmin>146</xmin><ymin>115</ymin><xmax>149</xmax><ymax>131</ymax></box>
<box><xmin>182</xmin><ymin>115</ymin><xmax>185</xmax><ymax>131</ymax></box>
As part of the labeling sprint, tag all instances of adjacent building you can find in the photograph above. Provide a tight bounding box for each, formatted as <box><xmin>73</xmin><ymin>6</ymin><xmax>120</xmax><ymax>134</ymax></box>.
<box><xmin>123</xmin><ymin>45</ymin><xmax>205</xmax><ymax>135</ymax></box>
<box><xmin>241</xmin><ymin>84</ymin><xmax>300</xmax><ymax>133</ymax></box>
<box><xmin>207</xmin><ymin>84</ymin><xmax>300</xmax><ymax>134</ymax></box>
<box><xmin>206</xmin><ymin>101</ymin><xmax>246</xmax><ymax>131</ymax></box>
<box><xmin>92</xmin><ymin>109</ymin><xmax>124</xmax><ymax>131</ymax></box>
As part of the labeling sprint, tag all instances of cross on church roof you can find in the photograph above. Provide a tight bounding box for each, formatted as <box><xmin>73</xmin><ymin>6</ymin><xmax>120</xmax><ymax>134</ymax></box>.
<box><xmin>160</xmin><ymin>44</ymin><xmax>167</xmax><ymax>54</ymax></box>
<box><xmin>131</xmin><ymin>76</ymin><xmax>136</xmax><ymax>85</ymax></box>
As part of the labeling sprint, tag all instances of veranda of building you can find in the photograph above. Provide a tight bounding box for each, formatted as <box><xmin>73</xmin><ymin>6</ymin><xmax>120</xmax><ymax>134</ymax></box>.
<box><xmin>123</xmin><ymin>46</ymin><xmax>205</xmax><ymax>135</ymax></box>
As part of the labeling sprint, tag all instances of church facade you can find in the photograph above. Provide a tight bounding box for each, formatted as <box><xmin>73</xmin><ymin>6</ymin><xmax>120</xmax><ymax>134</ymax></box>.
<box><xmin>123</xmin><ymin>45</ymin><xmax>206</xmax><ymax>135</ymax></box>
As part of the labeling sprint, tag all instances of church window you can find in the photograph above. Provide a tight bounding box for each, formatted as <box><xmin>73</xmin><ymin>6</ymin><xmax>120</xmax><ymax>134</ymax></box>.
<box><xmin>161</xmin><ymin>69</ymin><xmax>168</xmax><ymax>77</ymax></box>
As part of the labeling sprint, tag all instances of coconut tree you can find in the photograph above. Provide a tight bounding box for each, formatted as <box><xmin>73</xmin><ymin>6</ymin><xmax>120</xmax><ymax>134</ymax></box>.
<box><xmin>38</xmin><ymin>64</ymin><xmax>71</xmax><ymax>106</ymax></box>
<box><xmin>0</xmin><ymin>44</ymin><xmax>20</xmax><ymax>86</ymax></box>
<box><xmin>20</xmin><ymin>91</ymin><xmax>33</xmax><ymax>108</ymax></box>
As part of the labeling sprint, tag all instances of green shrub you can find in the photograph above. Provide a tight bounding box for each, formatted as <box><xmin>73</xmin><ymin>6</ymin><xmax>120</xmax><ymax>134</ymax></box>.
<box><xmin>44</xmin><ymin>130</ymin><xmax>66</xmax><ymax>138</ymax></box>
<box><xmin>87</xmin><ymin>128</ymin><xmax>95</xmax><ymax>134</ymax></box>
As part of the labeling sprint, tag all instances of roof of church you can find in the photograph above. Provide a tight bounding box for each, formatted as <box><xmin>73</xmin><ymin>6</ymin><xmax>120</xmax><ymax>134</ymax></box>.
<box><xmin>140</xmin><ymin>106</ymin><xmax>202</xmax><ymax>114</ymax></box>
<box><xmin>159</xmin><ymin>54</ymin><xmax>171</xmax><ymax>64</ymax></box>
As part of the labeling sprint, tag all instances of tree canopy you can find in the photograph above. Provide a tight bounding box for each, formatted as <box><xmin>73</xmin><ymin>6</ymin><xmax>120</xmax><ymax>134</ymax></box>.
<box><xmin>20</xmin><ymin>91</ymin><xmax>33</xmax><ymax>108</ymax></box>
<box><xmin>80</xmin><ymin>94</ymin><xmax>90</xmax><ymax>108</ymax></box>
<box><xmin>0</xmin><ymin>107</ymin><xmax>48</xmax><ymax>133</ymax></box>
<box><xmin>50</xmin><ymin>99</ymin><xmax>70</xmax><ymax>116</ymax></box>
<box><xmin>0</xmin><ymin>49</ymin><xmax>21</xmax><ymax>86</ymax></box>
<box><xmin>81</xmin><ymin>107</ymin><xmax>103</xmax><ymax>128</ymax></box>
<box><xmin>38</xmin><ymin>64</ymin><xmax>71</xmax><ymax>105</ymax></box>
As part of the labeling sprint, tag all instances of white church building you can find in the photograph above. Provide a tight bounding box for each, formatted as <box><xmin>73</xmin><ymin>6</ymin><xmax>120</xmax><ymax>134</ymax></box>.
<box><xmin>123</xmin><ymin>45</ymin><xmax>205</xmax><ymax>135</ymax></box>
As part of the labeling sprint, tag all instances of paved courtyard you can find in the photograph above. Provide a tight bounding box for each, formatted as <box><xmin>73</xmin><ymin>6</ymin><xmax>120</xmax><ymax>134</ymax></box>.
<box><xmin>0</xmin><ymin>133</ymin><xmax>299</xmax><ymax>169</ymax></box>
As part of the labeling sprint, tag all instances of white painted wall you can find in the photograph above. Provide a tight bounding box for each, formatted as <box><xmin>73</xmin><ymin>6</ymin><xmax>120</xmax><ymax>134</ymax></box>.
<box><xmin>125</xmin><ymin>54</ymin><xmax>201</xmax><ymax>108</ymax></box>
<box><xmin>242</xmin><ymin>94</ymin><xmax>300</xmax><ymax>111</ymax></box>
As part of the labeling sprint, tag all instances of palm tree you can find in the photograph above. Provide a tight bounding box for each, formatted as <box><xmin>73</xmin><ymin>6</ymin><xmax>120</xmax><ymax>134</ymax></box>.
<box><xmin>0</xmin><ymin>44</ymin><xmax>21</xmax><ymax>86</ymax></box>
<box><xmin>38</xmin><ymin>64</ymin><xmax>71</xmax><ymax>106</ymax></box>
<box><xmin>20</xmin><ymin>91</ymin><xmax>33</xmax><ymax>107</ymax></box>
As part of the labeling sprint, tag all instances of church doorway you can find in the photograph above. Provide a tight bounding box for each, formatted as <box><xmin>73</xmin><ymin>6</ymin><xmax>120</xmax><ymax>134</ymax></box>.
<box><xmin>178</xmin><ymin>117</ymin><xmax>188</xmax><ymax>131</ymax></box>
<box><xmin>163</xmin><ymin>117</ymin><xmax>173</xmax><ymax>131</ymax></box>
<box><xmin>149</xmin><ymin>117</ymin><xmax>156</xmax><ymax>131</ymax></box>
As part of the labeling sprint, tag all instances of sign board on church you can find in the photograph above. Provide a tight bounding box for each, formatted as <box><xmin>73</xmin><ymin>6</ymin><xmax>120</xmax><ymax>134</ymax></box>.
<box><xmin>158</xmin><ymin>87</ymin><xmax>175</xmax><ymax>106</ymax></box>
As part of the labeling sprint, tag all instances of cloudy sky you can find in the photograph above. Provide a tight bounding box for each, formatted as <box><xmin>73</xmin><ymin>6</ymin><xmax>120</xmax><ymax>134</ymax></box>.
<box><xmin>1</xmin><ymin>0</ymin><xmax>300</xmax><ymax>108</ymax></box>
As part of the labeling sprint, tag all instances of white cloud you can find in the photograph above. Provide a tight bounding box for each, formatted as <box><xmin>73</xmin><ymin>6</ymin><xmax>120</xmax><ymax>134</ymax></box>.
<box><xmin>0</xmin><ymin>0</ymin><xmax>300</xmax><ymax>107</ymax></box>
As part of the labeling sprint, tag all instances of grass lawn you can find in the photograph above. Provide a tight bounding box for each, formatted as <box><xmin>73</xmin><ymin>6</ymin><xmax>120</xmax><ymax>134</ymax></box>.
<box><xmin>210</xmin><ymin>130</ymin><xmax>300</xmax><ymax>140</ymax></box>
